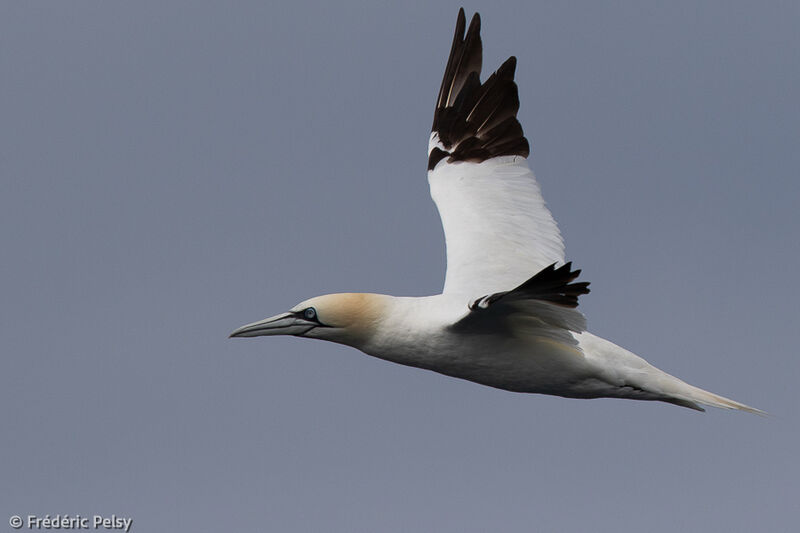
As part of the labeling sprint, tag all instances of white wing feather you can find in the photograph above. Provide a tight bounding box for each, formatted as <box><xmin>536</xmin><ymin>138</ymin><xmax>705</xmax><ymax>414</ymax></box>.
<box><xmin>428</xmin><ymin>141</ymin><xmax>564</xmax><ymax>298</ymax></box>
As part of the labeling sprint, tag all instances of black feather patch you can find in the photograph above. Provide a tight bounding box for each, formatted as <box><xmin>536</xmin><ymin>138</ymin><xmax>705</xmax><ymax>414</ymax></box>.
<box><xmin>469</xmin><ymin>262</ymin><xmax>591</xmax><ymax>310</ymax></box>
<box><xmin>429</xmin><ymin>9</ymin><xmax>530</xmax><ymax>171</ymax></box>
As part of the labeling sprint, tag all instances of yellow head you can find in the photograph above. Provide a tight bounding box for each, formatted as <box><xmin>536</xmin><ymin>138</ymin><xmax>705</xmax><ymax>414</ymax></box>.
<box><xmin>229</xmin><ymin>293</ymin><xmax>390</xmax><ymax>348</ymax></box>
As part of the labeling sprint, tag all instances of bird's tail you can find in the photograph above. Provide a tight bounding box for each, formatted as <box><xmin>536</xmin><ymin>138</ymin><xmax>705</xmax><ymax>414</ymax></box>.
<box><xmin>576</xmin><ymin>332</ymin><xmax>764</xmax><ymax>414</ymax></box>
<box><xmin>660</xmin><ymin>380</ymin><xmax>765</xmax><ymax>415</ymax></box>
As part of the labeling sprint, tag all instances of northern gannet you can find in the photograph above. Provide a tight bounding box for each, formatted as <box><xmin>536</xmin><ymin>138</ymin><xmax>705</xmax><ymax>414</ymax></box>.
<box><xmin>231</xmin><ymin>9</ymin><xmax>760</xmax><ymax>413</ymax></box>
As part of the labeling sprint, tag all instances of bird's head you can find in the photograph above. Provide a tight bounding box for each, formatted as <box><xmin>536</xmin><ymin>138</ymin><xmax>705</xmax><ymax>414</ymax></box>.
<box><xmin>229</xmin><ymin>293</ymin><xmax>389</xmax><ymax>348</ymax></box>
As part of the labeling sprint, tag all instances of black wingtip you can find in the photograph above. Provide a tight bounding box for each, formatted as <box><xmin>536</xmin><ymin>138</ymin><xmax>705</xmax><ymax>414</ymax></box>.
<box><xmin>498</xmin><ymin>56</ymin><xmax>517</xmax><ymax>78</ymax></box>
<box><xmin>468</xmin><ymin>262</ymin><xmax>591</xmax><ymax>312</ymax></box>
<box><xmin>518</xmin><ymin>262</ymin><xmax>591</xmax><ymax>308</ymax></box>
<box><xmin>430</xmin><ymin>11</ymin><xmax>530</xmax><ymax>170</ymax></box>
<box><xmin>467</xmin><ymin>11</ymin><xmax>481</xmax><ymax>35</ymax></box>
<box><xmin>455</xmin><ymin>8</ymin><xmax>466</xmax><ymax>38</ymax></box>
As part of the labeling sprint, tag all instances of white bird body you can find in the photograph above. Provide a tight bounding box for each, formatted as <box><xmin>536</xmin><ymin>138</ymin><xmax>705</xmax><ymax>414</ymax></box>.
<box><xmin>279</xmin><ymin>292</ymin><xmax>749</xmax><ymax>411</ymax></box>
<box><xmin>231</xmin><ymin>10</ymin><xmax>760</xmax><ymax>414</ymax></box>
<box><xmin>357</xmin><ymin>294</ymin><xmax>597</xmax><ymax>395</ymax></box>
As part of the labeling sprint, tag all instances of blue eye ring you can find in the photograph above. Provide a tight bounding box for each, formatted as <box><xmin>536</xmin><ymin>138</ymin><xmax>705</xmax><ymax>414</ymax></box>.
<box><xmin>303</xmin><ymin>307</ymin><xmax>317</xmax><ymax>320</ymax></box>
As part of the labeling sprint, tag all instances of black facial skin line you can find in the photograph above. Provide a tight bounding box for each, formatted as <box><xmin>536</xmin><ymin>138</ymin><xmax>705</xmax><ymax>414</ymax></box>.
<box><xmin>291</xmin><ymin>307</ymin><xmax>331</xmax><ymax>329</ymax></box>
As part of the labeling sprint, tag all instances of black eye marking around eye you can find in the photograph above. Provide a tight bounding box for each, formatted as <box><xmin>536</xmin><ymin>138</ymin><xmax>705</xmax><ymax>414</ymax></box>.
<box><xmin>291</xmin><ymin>306</ymin><xmax>329</xmax><ymax>328</ymax></box>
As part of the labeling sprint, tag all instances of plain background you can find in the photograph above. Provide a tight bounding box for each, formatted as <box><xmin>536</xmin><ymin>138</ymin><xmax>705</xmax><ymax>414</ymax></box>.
<box><xmin>2</xmin><ymin>1</ymin><xmax>798</xmax><ymax>531</ymax></box>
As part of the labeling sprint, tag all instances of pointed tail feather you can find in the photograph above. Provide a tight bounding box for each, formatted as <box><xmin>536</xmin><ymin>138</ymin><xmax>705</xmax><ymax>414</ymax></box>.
<box><xmin>574</xmin><ymin>332</ymin><xmax>764</xmax><ymax>414</ymax></box>
<box><xmin>666</xmin><ymin>382</ymin><xmax>766</xmax><ymax>415</ymax></box>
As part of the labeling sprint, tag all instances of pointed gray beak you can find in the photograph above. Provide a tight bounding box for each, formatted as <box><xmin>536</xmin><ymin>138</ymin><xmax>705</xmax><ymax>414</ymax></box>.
<box><xmin>229</xmin><ymin>312</ymin><xmax>317</xmax><ymax>338</ymax></box>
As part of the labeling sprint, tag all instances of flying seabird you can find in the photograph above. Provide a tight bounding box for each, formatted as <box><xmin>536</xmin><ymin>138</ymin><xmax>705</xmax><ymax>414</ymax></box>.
<box><xmin>231</xmin><ymin>9</ymin><xmax>760</xmax><ymax>413</ymax></box>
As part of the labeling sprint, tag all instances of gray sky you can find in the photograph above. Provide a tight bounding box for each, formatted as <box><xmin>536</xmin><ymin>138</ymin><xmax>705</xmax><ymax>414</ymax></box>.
<box><xmin>2</xmin><ymin>1</ymin><xmax>798</xmax><ymax>531</ymax></box>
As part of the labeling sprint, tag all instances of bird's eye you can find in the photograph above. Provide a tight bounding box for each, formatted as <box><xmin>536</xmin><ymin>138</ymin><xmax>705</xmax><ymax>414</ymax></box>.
<box><xmin>303</xmin><ymin>307</ymin><xmax>317</xmax><ymax>320</ymax></box>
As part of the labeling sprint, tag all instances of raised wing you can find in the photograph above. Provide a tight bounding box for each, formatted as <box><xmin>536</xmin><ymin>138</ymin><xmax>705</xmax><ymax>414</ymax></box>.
<box><xmin>428</xmin><ymin>9</ymin><xmax>565</xmax><ymax>298</ymax></box>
